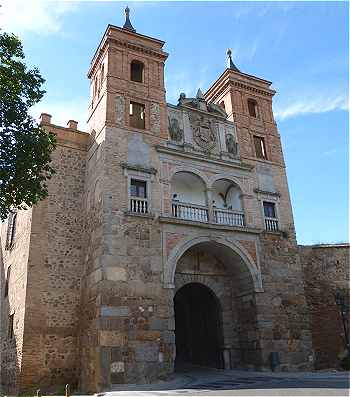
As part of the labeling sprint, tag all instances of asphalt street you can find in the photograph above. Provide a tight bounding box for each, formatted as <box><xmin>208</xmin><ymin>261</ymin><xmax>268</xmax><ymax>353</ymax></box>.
<box><xmin>103</xmin><ymin>368</ymin><xmax>350</xmax><ymax>397</ymax></box>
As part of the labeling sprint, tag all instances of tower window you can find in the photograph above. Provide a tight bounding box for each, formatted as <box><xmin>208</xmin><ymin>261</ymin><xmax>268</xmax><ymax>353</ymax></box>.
<box><xmin>129</xmin><ymin>179</ymin><xmax>148</xmax><ymax>214</ymax></box>
<box><xmin>253</xmin><ymin>136</ymin><xmax>267</xmax><ymax>160</ymax></box>
<box><xmin>220</xmin><ymin>101</ymin><xmax>226</xmax><ymax>110</ymax></box>
<box><xmin>4</xmin><ymin>266</ymin><xmax>11</xmax><ymax>298</ymax></box>
<box><xmin>5</xmin><ymin>211</ymin><xmax>17</xmax><ymax>250</ymax></box>
<box><xmin>129</xmin><ymin>101</ymin><xmax>145</xmax><ymax>129</ymax></box>
<box><xmin>8</xmin><ymin>314</ymin><xmax>14</xmax><ymax>339</ymax></box>
<box><xmin>130</xmin><ymin>179</ymin><xmax>147</xmax><ymax>199</ymax></box>
<box><xmin>248</xmin><ymin>99</ymin><xmax>258</xmax><ymax>118</ymax></box>
<box><xmin>130</xmin><ymin>60</ymin><xmax>144</xmax><ymax>83</ymax></box>
<box><xmin>263</xmin><ymin>202</ymin><xmax>276</xmax><ymax>219</ymax></box>
<box><xmin>263</xmin><ymin>201</ymin><xmax>279</xmax><ymax>231</ymax></box>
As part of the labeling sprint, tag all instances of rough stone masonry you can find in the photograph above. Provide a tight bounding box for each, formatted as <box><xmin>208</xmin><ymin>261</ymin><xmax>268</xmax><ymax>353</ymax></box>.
<box><xmin>1</xmin><ymin>9</ymin><xmax>349</xmax><ymax>395</ymax></box>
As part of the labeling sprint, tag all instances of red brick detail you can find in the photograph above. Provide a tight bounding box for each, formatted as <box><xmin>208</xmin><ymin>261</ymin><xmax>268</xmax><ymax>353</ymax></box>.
<box><xmin>166</xmin><ymin>232</ymin><xmax>185</xmax><ymax>258</ymax></box>
<box><xmin>238</xmin><ymin>240</ymin><xmax>257</xmax><ymax>264</ymax></box>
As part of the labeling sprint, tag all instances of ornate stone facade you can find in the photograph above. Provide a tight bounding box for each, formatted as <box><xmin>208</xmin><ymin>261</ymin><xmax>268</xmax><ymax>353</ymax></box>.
<box><xmin>1</xmin><ymin>13</ymin><xmax>348</xmax><ymax>395</ymax></box>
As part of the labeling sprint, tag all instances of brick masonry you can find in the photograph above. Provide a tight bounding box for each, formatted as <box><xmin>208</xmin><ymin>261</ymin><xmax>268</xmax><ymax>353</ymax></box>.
<box><xmin>0</xmin><ymin>18</ymin><xmax>348</xmax><ymax>395</ymax></box>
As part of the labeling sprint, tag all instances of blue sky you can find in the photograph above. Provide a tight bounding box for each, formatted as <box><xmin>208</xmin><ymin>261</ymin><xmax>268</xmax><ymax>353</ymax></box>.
<box><xmin>2</xmin><ymin>1</ymin><xmax>348</xmax><ymax>244</ymax></box>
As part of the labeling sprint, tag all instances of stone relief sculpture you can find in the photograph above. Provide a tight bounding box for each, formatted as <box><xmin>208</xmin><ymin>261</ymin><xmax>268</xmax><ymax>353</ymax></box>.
<box><xmin>189</xmin><ymin>112</ymin><xmax>217</xmax><ymax>152</ymax></box>
<box><xmin>150</xmin><ymin>102</ymin><xmax>160</xmax><ymax>134</ymax></box>
<box><xmin>168</xmin><ymin>116</ymin><xmax>183</xmax><ymax>142</ymax></box>
<box><xmin>115</xmin><ymin>95</ymin><xmax>125</xmax><ymax>127</ymax></box>
<box><xmin>226</xmin><ymin>134</ymin><xmax>238</xmax><ymax>155</ymax></box>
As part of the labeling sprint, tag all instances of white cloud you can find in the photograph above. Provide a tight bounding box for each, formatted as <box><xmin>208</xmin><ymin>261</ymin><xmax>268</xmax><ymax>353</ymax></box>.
<box><xmin>165</xmin><ymin>67</ymin><xmax>209</xmax><ymax>105</ymax></box>
<box><xmin>31</xmin><ymin>98</ymin><xmax>89</xmax><ymax>131</ymax></box>
<box><xmin>274</xmin><ymin>95</ymin><xmax>349</xmax><ymax>120</ymax></box>
<box><xmin>0</xmin><ymin>0</ymin><xmax>78</xmax><ymax>36</ymax></box>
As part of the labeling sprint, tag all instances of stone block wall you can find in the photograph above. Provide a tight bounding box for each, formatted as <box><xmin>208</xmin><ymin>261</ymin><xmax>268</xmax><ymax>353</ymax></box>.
<box><xmin>256</xmin><ymin>233</ymin><xmax>313</xmax><ymax>371</ymax></box>
<box><xmin>300</xmin><ymin>244</ymin><xmax>350</xmax><ymax>369</ymax></box>
<box><xmin>14</xmin><ymin>122</ymin><xmax>89</xmax><ymax>394</ymax></box>
<box><xmin>0</xmin><ymin>209</ymin><xmax>32</xmax><ymax>393</ymax></box>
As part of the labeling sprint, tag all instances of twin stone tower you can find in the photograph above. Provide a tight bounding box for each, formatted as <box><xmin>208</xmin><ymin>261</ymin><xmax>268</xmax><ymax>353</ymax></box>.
<box><xmin>1</xmin><ymin>9</ymin><xmax>314</xmax><ymax>394</ymax></box>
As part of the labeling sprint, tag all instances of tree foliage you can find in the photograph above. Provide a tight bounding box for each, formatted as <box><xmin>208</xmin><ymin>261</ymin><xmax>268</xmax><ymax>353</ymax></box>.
<box><xmin>0</xmin><ymin>32</ymin><xmax>56</xmax><ymax>220</ymax></box>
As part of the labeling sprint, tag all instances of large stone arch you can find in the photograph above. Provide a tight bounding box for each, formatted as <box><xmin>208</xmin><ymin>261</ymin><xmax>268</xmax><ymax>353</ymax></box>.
<box><xmin>164</xmin><ymin>235</ymin><xmax>263</xmax><ymax>292</ymax></box>
<box><xmin>168</xmin><ymin>166</ymin><xmax>210</xmax><ymax>187</ymax></box>
<box><xmin>208</xmin><ymin>173</ymin><xmax>247</xmax><ymax>194</ymax></box>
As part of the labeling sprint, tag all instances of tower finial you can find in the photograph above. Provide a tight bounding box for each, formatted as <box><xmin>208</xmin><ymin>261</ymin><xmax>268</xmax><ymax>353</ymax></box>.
<box><xmin>226</xmin><ymin>48</ymin><xmax>240</xmax><ymax>72</ymax></box>
<box><xmin>123</xmin><ymin>5</ymin><xmax>136</xmax><ymax>32</ymax></box>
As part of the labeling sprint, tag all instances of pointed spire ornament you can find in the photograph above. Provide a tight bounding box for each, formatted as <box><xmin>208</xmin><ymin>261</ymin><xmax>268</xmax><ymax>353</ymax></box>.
<box><xmin>226</xmin><ymin>48</ymin><xmax>240</xmax><ymax>72</ymax></box>
<box><xmin>196</xmin><ymin>88</ymin><xmax>205</xmax><ymax>100</ymax></box>
<box><xmin>123</xmin><ymin>6</ymin><xmax>136</xmax><ymax>32</ymax></box>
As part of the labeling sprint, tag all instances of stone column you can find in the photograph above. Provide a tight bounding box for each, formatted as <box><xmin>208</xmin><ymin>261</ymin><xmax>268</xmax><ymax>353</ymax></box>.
<box><xmin>206</xmin><ymin>188</ymin><xmax>215</xmax><ymax>223</ymax></box>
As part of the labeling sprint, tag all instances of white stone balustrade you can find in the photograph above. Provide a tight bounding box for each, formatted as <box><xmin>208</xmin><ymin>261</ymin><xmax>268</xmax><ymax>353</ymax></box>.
<box><xmin>130</xmin><ymin>198</ymin><xmax>148</xmax><ymax>214</ymax></box>
<box><xmin>214</xmin><ymin>208</ymin><xmax>245</xmax><ymax>227</ymax></box>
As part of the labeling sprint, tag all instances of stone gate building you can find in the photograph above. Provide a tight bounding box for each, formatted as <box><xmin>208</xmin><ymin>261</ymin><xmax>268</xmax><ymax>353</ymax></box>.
<box><xmin>1</xmin><ymin>9</ymin><xmax>348</xmax><ymax>394</ymax></box>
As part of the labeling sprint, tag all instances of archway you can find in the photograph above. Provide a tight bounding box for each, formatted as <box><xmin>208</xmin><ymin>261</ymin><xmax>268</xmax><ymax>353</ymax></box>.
<box><xmin>170</xmin><ymin>238</ymin><xmax>263</xmax><ymax>371</ymax></box>
<box><xmin>174</xmin><ymin>283</ymin><xmax>224</xmax><ymax>370</ymax></box>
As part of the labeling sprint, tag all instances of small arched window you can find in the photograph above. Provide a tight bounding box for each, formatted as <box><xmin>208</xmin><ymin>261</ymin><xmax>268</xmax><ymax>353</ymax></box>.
<box><xmin>130</xmin><ymin>60</ymin><xmax>144</xmax><ymax>83</ymax></box>
<box><xmin>220</xmin><ymin>101</ymin><xmax>226</xmax><ymax>110</ymax></box>
<box><xmin>247</xmin><ymin>98</ymin><xmax>258</xmax><ymax>118</ymax></box>
<box><xmin>99</xmin><ymin>64</ymin><xmax>104</xmax><ymax>90</ymax></box>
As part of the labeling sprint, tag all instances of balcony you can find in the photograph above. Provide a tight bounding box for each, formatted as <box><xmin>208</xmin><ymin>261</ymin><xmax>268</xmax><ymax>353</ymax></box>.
<box><xmin>169</xmin><ymin>171</ymin><xmax>247</xmax><ymax>228</ymax></box>
<box><xmin>214</xmin><ymin>208</ymin><xmax>245</xmax><ymax>227</ymax></box>
<box><xmin>264</xmin><ymin>217</ymin><xmax>279</xmax><ymax>231</ymax></box>
<box><xmin>171</xmin><ymin>201</ymin><xmax>245</xmax><ymax>227</ymax></box>
<box><xmin>130</xmin><ymin>197</ymin><xmax>148</xmax><ymax>214</ymax></box>
<box><xmin>172</xmin><ymin>201</ymin><xmax>208</xmax><ymax>222</ymax></box>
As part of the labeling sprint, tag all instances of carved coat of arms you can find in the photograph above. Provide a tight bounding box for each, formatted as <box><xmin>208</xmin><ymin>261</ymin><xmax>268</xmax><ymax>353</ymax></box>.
<box><xmin>189</xmin><ymin>113</ymin><xmax>217</xmax><ymax>151</ymax></box>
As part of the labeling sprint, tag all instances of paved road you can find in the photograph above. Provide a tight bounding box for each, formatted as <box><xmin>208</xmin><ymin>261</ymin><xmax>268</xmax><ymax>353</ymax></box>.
<box><xmin>104</xmin><ymin>368</ymin><xmax>349</xmax><ymax>397</ymax></box>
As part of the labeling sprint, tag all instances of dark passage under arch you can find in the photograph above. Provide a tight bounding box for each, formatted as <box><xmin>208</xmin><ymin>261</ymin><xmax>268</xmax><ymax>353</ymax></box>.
<box><xmin>174</xmin><ymin>283</ymin><xmax>224</xmax><ymax>370</ymax></box>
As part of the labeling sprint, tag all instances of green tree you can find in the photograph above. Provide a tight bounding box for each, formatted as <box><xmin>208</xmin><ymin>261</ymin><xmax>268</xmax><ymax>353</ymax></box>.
<box><xmin>0</xmin><ymin>32</ymin><xmax>56</xmax><ymax>220</ymax></box>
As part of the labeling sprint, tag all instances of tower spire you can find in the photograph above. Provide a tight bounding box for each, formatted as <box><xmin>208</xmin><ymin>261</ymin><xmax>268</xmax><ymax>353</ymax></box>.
<box><xmin>123</xmin><ymin>6</ymin><xmax>136</xmax><ymax>32</ymax></box>
<box><xmin>226</xmin><ymin>48</ymin><xmax>240</xmax><ymax>72</ymax></box>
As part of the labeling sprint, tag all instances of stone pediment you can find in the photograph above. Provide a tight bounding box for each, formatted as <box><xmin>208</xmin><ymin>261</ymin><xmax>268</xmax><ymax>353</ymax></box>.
<box><xmin>177</xmin><ymin>89</ymin><xmax>227</xmax><ymax>118</ymax></box>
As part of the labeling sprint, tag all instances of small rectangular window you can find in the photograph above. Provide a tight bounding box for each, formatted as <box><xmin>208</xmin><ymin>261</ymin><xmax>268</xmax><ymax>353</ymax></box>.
<box><xmin>8</xmin><ymin>314</ymin><xmax>14</xmax><ymax>339</ymax></box>
<box><xmin>5</xmin><ymin>212</ymin><xmax>17</xmax><ymax>250</ymax></box>
<box><xmin>129</xmin><ymin>179</ymin><xmax>148</xmax><ymax>214</ymax></box>
<box><xmin>263</xmin><ymin>202</ymin><xmax>276</xmax><ymax>218</ymax></box>
<box><xmin>4</xmin><ymin>266</ymin><xmax>11</xmax><ymax>298</ymax></box>
<box><xmin>248</xmin><ymin>99</ymin><xmax>258</xmax><ymax>118</ymax></box>
<box><xmin>131</xmin><ymin>61</ymin><xmax>144</xmax><ymax>83</ymax></box>
<box><xmin>253</xmin><ymin>136</ymin><xmax>267</xmax><ymax>160</ymax></box>
<box><xmin>130</xmin><ymin>179</ymin><xmax>147</xmax><ymax>199</ymax></box>
<box><xmin>263</xmin><ymin>201</ymin><xmax>279</xmax><ymax>231</ymax></box>
<box><xmin>129</xmin><ymin>101</ymin><xmax>145</xmax><ymax>129</ymax></box>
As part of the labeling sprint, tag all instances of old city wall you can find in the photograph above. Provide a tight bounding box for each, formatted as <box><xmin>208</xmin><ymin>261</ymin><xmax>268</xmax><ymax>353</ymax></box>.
<box><xmin>17</xmin><ymin>120</ymin><xmax>89</xmax><ymax>393</ymax></box>
<box><xmin>300</xmin><ymin>244</ymin><xmax>350</xmax><ymax>369</ymax></box>
<box><xmin>0</xmin><ymin>209</ymin><xmax>32</xmax><ymax>393</ymax></box>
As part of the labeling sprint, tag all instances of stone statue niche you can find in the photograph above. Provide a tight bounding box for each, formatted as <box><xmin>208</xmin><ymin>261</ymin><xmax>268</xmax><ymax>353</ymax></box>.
<box><xmin>168</xmin><ymin>116</ymin><xmax>183</xmax><ymax>143</ymax></box>
<box><xmin>225</xmin><ymin>134</ymin><xmax>238</xmax><ymax>156</ymax></box>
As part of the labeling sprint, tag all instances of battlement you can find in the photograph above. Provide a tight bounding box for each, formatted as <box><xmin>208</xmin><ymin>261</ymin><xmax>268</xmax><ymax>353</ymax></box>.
<box><xmin>39</xmin><ymin>113</ymin><xmax>89</xmax><ymax>151</ymax></box>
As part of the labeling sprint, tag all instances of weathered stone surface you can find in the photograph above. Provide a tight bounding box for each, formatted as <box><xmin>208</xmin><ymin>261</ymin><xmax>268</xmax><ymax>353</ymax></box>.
<box><xmin>134</xmin><ymin>343</ymin><xmax>159</xmax><ymax>362</ymax></box>
<box><xmin>100</xmin><ymin>331</ymin><xmax>127</xmax><ymax>347</ymax></box>
<box><xmin>101</xmin><ymin>306</ymin><xmax>130</xmax><ymax>317</ymax></box>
